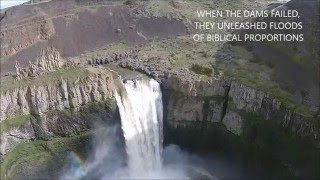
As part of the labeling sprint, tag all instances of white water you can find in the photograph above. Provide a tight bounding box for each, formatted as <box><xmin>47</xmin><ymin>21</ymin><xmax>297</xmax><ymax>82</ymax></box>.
<box><xmin>114</xmin><ymin>78</ymin><xmax>163</xmax><ymax>176</ymax></box>
<box><xmin>61</xmin><ymin>78</ymin><xmax>215</xmax><ymax>180</ymax></box>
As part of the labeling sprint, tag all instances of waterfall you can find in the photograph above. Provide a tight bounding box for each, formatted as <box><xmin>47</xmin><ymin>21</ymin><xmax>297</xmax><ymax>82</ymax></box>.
<box><xmin>114</xmin><ymin>78</ymin><xmax>163</xmax><ymax>176</ymax></box>
<box><xmin>61</xmin><ymin>77</ymin><xmax>215</xmax><ymax>180</ymax></box>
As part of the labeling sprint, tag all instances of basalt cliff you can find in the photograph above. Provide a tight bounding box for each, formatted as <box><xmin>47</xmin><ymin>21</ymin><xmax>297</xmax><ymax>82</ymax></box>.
<box><xmin>0</xmin><ymin>0</ymin><xmax>319</xmax><ymax>179</ymax></box>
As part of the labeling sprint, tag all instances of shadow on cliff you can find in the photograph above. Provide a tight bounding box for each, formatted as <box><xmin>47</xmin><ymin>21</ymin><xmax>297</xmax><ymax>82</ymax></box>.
<box><xmin>213</xmin><ymin>0</ymin><xmax>319</xmax><ymax>113</ymax></box>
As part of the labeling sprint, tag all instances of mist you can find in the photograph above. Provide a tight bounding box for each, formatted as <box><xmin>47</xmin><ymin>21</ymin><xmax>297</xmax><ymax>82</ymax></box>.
<box><xmin>61</xmin><ymin>79</ymin><xmax>222</xmax><ymax>180</ymax></box>
<box><xmin>60</xmin><ymin>123</ymin><xmax>218</xmax><ymax>180</ymax></box>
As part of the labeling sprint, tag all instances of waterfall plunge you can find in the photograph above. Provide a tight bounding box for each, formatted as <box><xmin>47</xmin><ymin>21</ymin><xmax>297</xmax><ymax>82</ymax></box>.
<box><xmin>61</xmin><ymin>78</ymin><xmax>214</xmax><ymax>180</ymax></box>
<box><xmin>115</xmin><ymin>78</ymin><xmax>163</xmax><ymax>176</ymax></box>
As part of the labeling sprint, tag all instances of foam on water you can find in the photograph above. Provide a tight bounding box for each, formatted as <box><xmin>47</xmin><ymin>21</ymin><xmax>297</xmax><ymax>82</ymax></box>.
<box><xmin>114</xmin><ymin>79</ymin><xmax>163</xmax><ymax>176</ymax></box>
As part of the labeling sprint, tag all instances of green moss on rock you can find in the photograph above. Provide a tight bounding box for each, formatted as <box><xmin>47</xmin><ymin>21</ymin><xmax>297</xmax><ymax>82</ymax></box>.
<box><xmin>190</xmin><ymin>64</ymin><xmax>213</xmax><ymax>77</ymax></box>
<box><xmin>171</xmin><ymin>54</ymin><xmax>186</xmax><ymax>66</ymax></box>
<box><xmin>0</xmin><ymin>131</ymin><xmax>92</xmax><ymax>179</ymax></box>
<box><xmin>239</xmin><ymin>110</ymin><xmax>320</xmax><ymax>178</ymax></box>
<box><xmin>1</xmin><ymin>67</ymin><xmax>90</xmax><ymax>93</ymax></box>
<box><xmin>0</xmin><ymin>115</ymin><xmax>34</xmax><ymax>134</ymax></box>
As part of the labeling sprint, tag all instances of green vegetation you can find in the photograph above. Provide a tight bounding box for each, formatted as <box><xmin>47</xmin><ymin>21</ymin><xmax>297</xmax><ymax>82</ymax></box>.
<box><xmin>171</xmin><ymin>54</ymin><xmax>186</xmax><ymax>66</ymax></box>
<box><xmin>215</xmin><ymin>55</ymin><xmax>313</xmax><ymax>118</ymax></box>
<box><xmin>171</xmin><ymin>90</ymin><xmax>188</xmax><ymax>107</ymax></box>
<box><xmin>149</xmin><ymin>35</ymin><xmax>311</xmax><ymax>120</ymax></box>
<box><xmin>101</xmin><ymin>42</ymin><xmax>130</xmax><ymax>54</ymax></box>
<box><xmin>0</xmin><ymin>115</ymin><xmax>34</xmax><ymax>134</ymax></box>
<box><xmin>249</xmin><ymin>54</ymin><xmax>275</xmax><ymax>68</ymax></box>
<box><xmin>83</xmin><ymin>42</ymin><xmax>131</xmax><ymax>57</ymax></box>
<box><xmin>0</xmin><ymin>131</ymin><xmax>92</xmax><ymax>179</ymax></box>
<box><xmin>56</xmin><ymin>99</ymin><xmax>116</xmax><ymax>119</ymax></box>
<box><xmin>171</xmin><ymin>91</ymin><xmax>224</xmax><ymax>107</ymax></box>
<box><xmin>144</xmin><ymin>0</ymin><xmax>268</xmax><ymax>26</ymax></box>
<box><xmin>46</xmin><ymin>99</ymin><xmax>117</xmax><ymax>133</ymax></box>
<box><xmin>190</xmin><ymin>64</ymin><xmax>213</xmax><ymax>77</ymax></box>
<box><xmin>203</xmin><ymin>95</ymin><xmax>225</xmax><ymax>104</ymax></box>
<box><xmin>0</xmin><ymin>67</ymin><xmax>91</xmax><ymax>92</ymax></box>
<box><xmin>0</xmin><ymin>99</ymin><xmax>116</xmax><ymax>179</ymax></box>
<box><xmin>166</xmin><ymin>121</ymin><xmax>296</xmax><ymax>179</ymax></box>
<box><xmin>167</xmin><ymin>109</ymin><xmax>320</xmax><ymax>179</ymax></box>
<box><xmin>239</xmin><ymin>111</ymin><xmax>320</xmax><ymax>178</ymax></box>
<box><xmin>265</xmin><ymin>43</ymin><xmax>319</xmax><ymax>82</ymax></box>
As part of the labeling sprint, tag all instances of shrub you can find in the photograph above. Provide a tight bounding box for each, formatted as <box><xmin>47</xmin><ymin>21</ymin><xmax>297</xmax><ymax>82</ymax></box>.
<box><xmin>190</xmin><ymin>64</ymin><xmax>213</xmax><ymax>77</ymax></box>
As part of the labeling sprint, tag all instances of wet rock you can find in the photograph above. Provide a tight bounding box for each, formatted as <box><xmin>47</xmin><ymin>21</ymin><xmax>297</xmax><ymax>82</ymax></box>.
<box><xmin>222</xmin><ymin>111</ymin><xmax>243</xmax><ymax>136</ymax></box>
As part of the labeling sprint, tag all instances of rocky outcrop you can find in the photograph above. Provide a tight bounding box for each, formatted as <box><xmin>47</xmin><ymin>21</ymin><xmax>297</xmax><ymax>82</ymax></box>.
<box><xmin>0</xmin><ymin>117</ymin><xmax>36</xmax><ymax>156</ymax></box>
<box><xmin>168</xmin><ymin>96</ymin><xmax>206</xmax><ymax>125</ymax></box>
<box><xmin>1</xmin><ymin>72</ymin><xmax>114</xmax><ymax>120</ymax></box>
<box><xmin>116</xmin><ymin>57</ymin><xmax>320</xmax><ymax>147</ymax></box>
<box><xmin>166</xmin><ymin>90</ymin><xmax>234</xmax><ymax>134</ymax></box>
<box><xmin>222</xmin><ymin>111</ymin><xmax>243</xmax><ymax>136</ymax></box>
<box><xmin>0</xmin><ymin>69</ymin><xmax>115</xmax><ymax>155</ymax></box>
<box><xmin>228</xmin><ymin>81</ymin><xmax>320</xmax><ymax>146</ymax></box>
<box><xmin>88</xmin><ymin>48</ymin><xmax>140</xmax><ymax>65</ymax></box>
<box><xmin>14</xmin><ymin>47</ymin><xmax>77</xmax><ymax>80</ymax></box>
<box><xmin>0</xmin><ymin>17</ymin><xmax>55</xmax><ymax>57</ymax></box>
<box><xmin>72</xmin><ymin>44</ymin><xmax>320</xmax><ymax>149</ymax></box>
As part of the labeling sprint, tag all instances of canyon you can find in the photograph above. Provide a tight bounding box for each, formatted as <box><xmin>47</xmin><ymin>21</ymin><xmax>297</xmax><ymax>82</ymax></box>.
<box><xmin>0</xmin><ymin>0</ymin><xmax>319</xmax><ymax>179</ymax></box>
<box><xmin>1</xmin><ymin>61</ymin><xmax>319</xmax><ymax>178</ymax></box>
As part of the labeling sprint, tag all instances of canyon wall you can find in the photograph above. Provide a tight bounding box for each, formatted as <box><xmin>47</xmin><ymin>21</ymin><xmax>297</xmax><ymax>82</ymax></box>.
<box><xmin>3</xmin><ymin>61</ymin><xmax>316</xmax><ymax>151</ymax></box>
<box><xmin>116</xmin><ymin>57</ymin><xmax>320</xmax><ymax>148</ymax></box>
<box><xmin>1</xmin><ymin>65</ymin><xmax>319</xmax><ymax>178</ymax></box>
<box><xmin>1</xmin><ymin>72</ymin><xmax>114</xmax><ymax>120</ymax></box>
<box><xmin>0</xmin><ymin>71</ymin><xmax>115</xmax><ymax>155</ymax></box>
<box><xmin>164</xmin><ymin>75</ymin><xmax>319</xmax><ymax>147</ymax></box>
<box><xmin>162</xmin><ymin>74</ymin><xmax>320</xmax><ymax>179</ymax></box>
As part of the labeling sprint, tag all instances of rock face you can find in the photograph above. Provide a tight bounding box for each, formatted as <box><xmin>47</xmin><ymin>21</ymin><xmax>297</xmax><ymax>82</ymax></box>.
<box><xmin>0</xmin><ymin>64</ymin><xmax>319</xmax><ymax>178</ymax></box>
<box><xmin>0</xmin><ymin>17</ymin><xmax>55</xmax><ymax>58</ymax></box>
<box><xmin>15</xmin><ymin>47</ymin><xmax>65</xmax><ymax>80</ymax></box>
<box><xmin>228</xmin><ymin>81</ymin><xmax>319</xmax><ymax>144</ymax></box>
<box><xmin>0</xmin><ymin>0</ymin><xmax>318</xmax><ymax>178</ymax></box>
<box><xmin>162</xmin><ymin>77</ymin><xmax>320</xmax><ymax>147</ymax></box>
<box><xmin>1</xmin><ymin>72</ymin><xmax>114</xmax><ymax>120</ymax></box>
<box><xmin>168</xmin><ymin>96</ymin><xmax>206</xmax><ymax>124</ymax></box>
<box><xmin>111</xmin><ymin>56</ymin><xmax>320</xmax><ymax>148</ymax></box>
<box><xmin>0</xmin><ymin>70</ymin><xmax>115</xmax><ymax>155</ymax></box>
<box><xmin>0</xmin><ymin>118</ymin><xmax>36</xmax><ymax>156</ymax></box>
<box><xmin>222</xmin><ymin>111</ymin><xmax>243</xmax><ymax>136</ymax></box>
